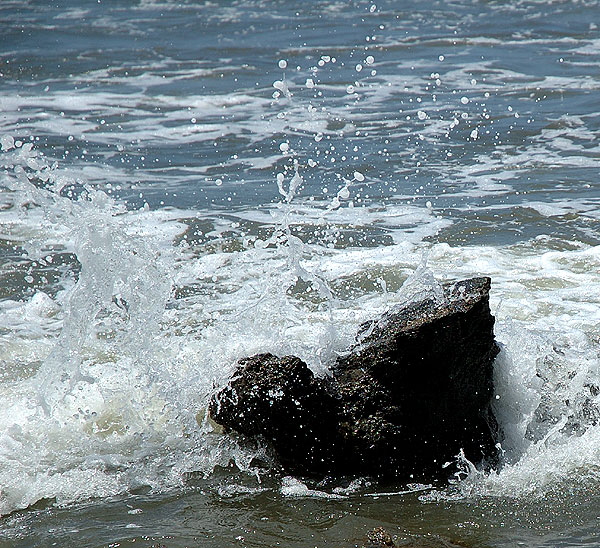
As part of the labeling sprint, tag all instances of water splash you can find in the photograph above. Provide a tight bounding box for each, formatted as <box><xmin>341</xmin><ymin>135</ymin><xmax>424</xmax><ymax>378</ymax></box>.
<box><xmin>2</xmin><ymin>138</ymin><xmax>171</xmax><ymax>412</ymax></box>
<box><xmin>396</xmin><ymin>262</ymin><xmax>447</xmax><ymax>306</ymax></box>
<box><xmin>3</xmin><ymin>131</ymin><xmax>600</xmax><ymax>513</ymax></box>
<box><xmin>0</xmin><ymin>139</ymin><xmax>243</xmax><ymax>514</ymax></box>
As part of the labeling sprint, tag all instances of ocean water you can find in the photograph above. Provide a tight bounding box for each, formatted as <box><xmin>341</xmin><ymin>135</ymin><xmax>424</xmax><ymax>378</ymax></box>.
<box><xmin>1</xmin><ymin>0</ymin><xmax>600</xmax><ymax>546</ymax></box>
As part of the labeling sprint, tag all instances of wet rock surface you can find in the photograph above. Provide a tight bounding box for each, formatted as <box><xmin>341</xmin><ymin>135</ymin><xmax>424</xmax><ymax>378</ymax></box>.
<box><xmin>334</xmin><ymin>276</ymin><xmax>500</xmax><ymax>478</ymax></box>
<box><xmin>207</xmin><ymin>353</ymin><xmax>342</xmax><ymax>475</ymax></box>
<box><xmin>209</xmin><ymin>277</ymin><xmax>500</xmax><ymax>480</ymax></box>
<box><xmin>359</xmin><ymin>527</ymin><xmax>469</xmax><ymax>548</ymax></box>
<box><xmin>363</xmin><ymin>527</ymin><xmax>396</xmax><ymax>548</ymax></box>
<box><xmin>361</xmin><ymin>527</ymin><xmax>464</xmax><ymax>548</ymax></box>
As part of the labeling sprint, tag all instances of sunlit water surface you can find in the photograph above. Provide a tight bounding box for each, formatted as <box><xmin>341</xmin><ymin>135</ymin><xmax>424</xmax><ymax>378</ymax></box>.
<box><xmin>2</xmin><ymin>1</ymin><xmax>600</xmax><ymax>546</ymax></box>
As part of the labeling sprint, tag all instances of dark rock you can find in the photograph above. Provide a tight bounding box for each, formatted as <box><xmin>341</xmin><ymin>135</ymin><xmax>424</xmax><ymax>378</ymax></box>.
<box><xmin>358</xmin><ymin>527</ymin><xmax>471</xmax><ymax>548</ymax></box>
<box><xmin>209</xmin><ymin>277</ymin><xmax>500</xmax><ymax>480</ymax></box>
<box><xmin>364</xmin><ymin>527</ymin><xmax>396</xmax><ymax>548</ymax></box>
<box><xmin>334</xmin><ymin>277</ymin><xmax>500</xmax><ymax>479</ymax></box>
<box><xmin>207</xmin><ymin>353</ymin><xmax>342</xmax><ymax>475</ymax></box>
<box><xmin>395</xmin><ymin>536</ymin><xmax>470</xmax><ymax>548</ymax></box>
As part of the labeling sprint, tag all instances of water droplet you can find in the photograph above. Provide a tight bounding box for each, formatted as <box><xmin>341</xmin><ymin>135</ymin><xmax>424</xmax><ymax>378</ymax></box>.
<box><xmin>279</xmin><ymin>142</ymin><xmax>290</xmax><ymax>153</ymax></box>
<box><xmin>460</xmin><ymin>96</ymin><xmax>469</xmax><ymax>105</ymax></box>
<box><xmin>278</xmin><ymin>59</ymin><xmax>287</xmax><ymax>69</ymax></box>
<box><xmin>215</xmin><ymin>178</ymin><xmax>223</xmax><ymax>186</ymax></box>
<box><xmin>417</xmin><ymin>110</ymin><xmax>427</xmax><ymax>120</ymax></box>
<box><xmin>0</xmin><ymin>135</ymin><xmax>15</xmax><ymax>151</ymax></box>
<box><xmin>354</xmin><ymin>171</ymin><xmax>365</xmax><ymax>181</ymax></box>
<box><xmin>438</xmin><ymin>55</ymin><xmax>445</xmax><ymax>61</ymax></box>
<box><xmin>338</xmin><ymin>187</ymin><xmax>350</xmax><ymax>199</ymax></box>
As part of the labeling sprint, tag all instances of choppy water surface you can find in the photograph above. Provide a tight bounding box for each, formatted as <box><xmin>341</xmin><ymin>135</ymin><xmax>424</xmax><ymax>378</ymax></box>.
<box><xmin>2</xmin><ymin>0</ymin><xmax>600</xmax><ymax>546</ymax></box>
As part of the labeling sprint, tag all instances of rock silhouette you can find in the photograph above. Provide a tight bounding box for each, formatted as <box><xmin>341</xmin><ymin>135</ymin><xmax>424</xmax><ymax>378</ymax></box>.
<box><xmin>209</xmin><ymin>277</ymin><xmax>500</xmax><ymax>480</ymax></box>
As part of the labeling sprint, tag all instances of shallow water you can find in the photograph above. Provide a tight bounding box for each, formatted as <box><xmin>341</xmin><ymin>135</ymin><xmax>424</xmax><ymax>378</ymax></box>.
<box><xmin>2</xmin><ymin>0</ymin><xmax>600</xmax><ymax>546</ymax></box>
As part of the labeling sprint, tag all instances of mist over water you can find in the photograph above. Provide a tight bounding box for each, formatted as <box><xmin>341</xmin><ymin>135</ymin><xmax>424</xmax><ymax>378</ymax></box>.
<box><xmin>2</xmin><ymin>0</ymin><xmax>600</xmax><ymax>546</ymax></box>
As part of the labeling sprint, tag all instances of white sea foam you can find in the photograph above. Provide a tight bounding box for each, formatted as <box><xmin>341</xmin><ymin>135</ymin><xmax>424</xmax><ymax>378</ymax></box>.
<box><xmin>2</xmin><ymin>0</ymin><xmax>600</xmax><ymax>516</ymax></box>
<box><xmin>2</xmin><ymin>99</ymin><xmax>600</xmax><ymax>513</ymax></box>
<box><xmin>281</xmin><ymin>476</ymin><xmax>346</xmax><ymax>499</ymax></box>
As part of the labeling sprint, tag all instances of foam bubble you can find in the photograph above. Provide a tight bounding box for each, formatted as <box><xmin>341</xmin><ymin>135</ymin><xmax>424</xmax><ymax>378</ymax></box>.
<box><xmin>0</xmin><ymin>135</ymin><xmax>15</xmax><ymax>151</ymax></box>
<box><xmin>281</xmin><ymin>476</ymin><xmax>346</xmax><ymax>499</ymax></box>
